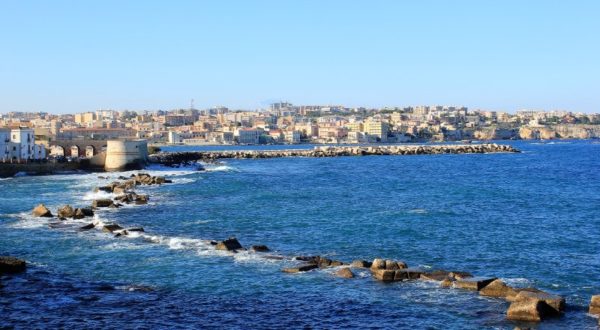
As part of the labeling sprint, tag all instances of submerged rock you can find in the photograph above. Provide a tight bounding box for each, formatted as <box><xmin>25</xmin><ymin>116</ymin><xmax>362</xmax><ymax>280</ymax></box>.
<box><xmin>32</xmin><ymin>204</ymin><xmax>53</xmax><ymax>217</ymax></box>
<box><xmin>102</xmin><ymin>223</ymin><xmax>124</xmax><ymax>233</ymax></box>
<box><xmin>0</xmin><ymin>256</ymin><xmax>26</xmax><ymax>274</ymax></box>
<box><xmin>215</xmin><ymin>238</ymin><xmax>243</xmax><ymax>251</ymax></box>
<box><xmin>79</xmin><ymin>223</ymin><xmax>95</xmax><ymax>231</ymax></box>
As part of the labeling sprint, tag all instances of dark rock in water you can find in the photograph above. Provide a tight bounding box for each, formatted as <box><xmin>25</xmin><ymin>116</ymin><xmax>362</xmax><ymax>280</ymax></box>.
<box><xmin>48</xmin><ymin>222</ymin><xmax>71</xmax><ymax>229</ymax></box>
<box><xmin>109</xmin><ymin>203</ymin><xmax>122</xmax><ymax>209</ymax></box>
<box><xmin>102</xmin><ymin>223</ymin><xmax>124</xmax><ymax>233</ymax></box>
<box><xmin>590</xmin><ymin>295</ymin><xmax>600</xmax><ymax>315</ymax></box>
<box><xmin>294</xmin><ymin>256</ymin><xmax>319</xmax><ymax>263</ymax></box>
<box><xmin>336</xmin><ymin>267</ymin><xmax>354</xmax><ymax>279</ymax></box>
<box><xmin>250</xmin><ymin>245</ymin><xmax>270</xmax><ymax>252</ymax></box>
<box><xmin>209</xmin><ymin>241</ymin><xmax>218</xmax><ymax>246</ymax></box>
<box><xmin>263</xmin><ymin>255</ymin><xmax>285</xmax><ymax>260</ymax></box>
<box><xmin>118</xmin><ymin>176</ymin><xmax>129</xmax><ymax>180</ymax></box>
<box><xmin>350</xmin><ymin>260</ymin><xmax>372</xmax><ymax>268</ymax></box>
<box><xmin>127</xmin><ymin>227</ymin><xmax>145</xmax><ymax>232</ymax></box>
<box><xmin>57</xmin><ymin>205</ymin><xmax>75</xmax><ymax>218</ymax></box>
<box><xmin>318</xmin><ymin>258</ymin><xmax>332</xmax><ymax>267</ymax></box>
<box><xmin>394</xmin><ymin>268</ymin><xmax>424</xmax><ymax>281</ymax></box>
<box><xmin>164</xmin><ymin>179</ymin><xmax>173</xmax><ymax>183</ymax></box>
<box><xmin>92</xmin><ymin>199</ymin><xmax>114</xmax><ymax>208</ymax></box>
<box><xmin>95</xmin><ymin>186</ymin><xmax>113</xmax><ymax>193</ymax></box>
<box><xmin>282</xmin><ymin>264</ymin><xmax>319</xmax><ymax>273</ymax></box>
<box><xmin>0</xmin><ymin>256</ymin><xmax>26</xmax><ymax>274</ymax></box>
<box><xmin>73</xmin><ymin>208</ymin><xmax>85</xmax><ymax>219</ymax></box>
<box><xmin>454</xmin><ymin>277</ymin><xmax>497</xmax><ymax>291</ymax></box>
<box><xmin>32</xmin><ymin>204</ymin><xmax>53</xmax><ymax>217</ymax></box>
<box><xmin>215</xmin><ymin>238</ymin><xmax>243</xmax><ymax>251</ymax></box>
<box><xmin>80</xmin><ymin>207</ymin><xmax>94</xmax><ymax>217</ymax></box>
<box><xmin>79</xmin><ymin>223</ymin><xmax>95</xmax><ymax>231</ymax></box>
<box><xmin>330</xmin><ymin>260</ymin><xmax>344</xmax><ymax>267</ymax></box>
<box><xmin>479</xmin><ymin>279</ymin><xmax>519</xmax><ymax>299</ymax></box>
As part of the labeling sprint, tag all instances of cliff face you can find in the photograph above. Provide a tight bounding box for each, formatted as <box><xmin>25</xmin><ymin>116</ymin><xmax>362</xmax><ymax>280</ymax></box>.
<box><xmin>519</xmin><ymin>125</ymin><xmax>600</xmax><ymax>140</ymax></box>
<box><xmin>473</xmin><ymin>128</ymin><xmax>517</xmax><ymax>140</ymax></box>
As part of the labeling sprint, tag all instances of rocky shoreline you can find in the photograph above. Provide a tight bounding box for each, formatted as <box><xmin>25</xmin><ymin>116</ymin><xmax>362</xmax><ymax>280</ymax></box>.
<box><xmin>149</xmin><ymin>143</ymin><xmax>519</xmax><ymax>165</ymax></box>
<box><xmin>16</xmin><ymin>167</ymin><xmax>600</xmax><ymax>326</ymax></box>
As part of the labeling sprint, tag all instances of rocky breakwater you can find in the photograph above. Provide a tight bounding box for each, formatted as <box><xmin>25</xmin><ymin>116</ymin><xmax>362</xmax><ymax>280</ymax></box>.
<box><xmin>149</xmin><ymin>143</ymin><xmax>520</xmax><ymax>165</ymax></box>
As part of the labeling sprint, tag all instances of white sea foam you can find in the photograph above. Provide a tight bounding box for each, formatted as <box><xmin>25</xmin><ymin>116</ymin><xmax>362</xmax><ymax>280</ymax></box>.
<box><xmin>408</xmin><ymin>208</ymin><xmax>428</xmax><ymax>214</ymax></box>
<box><xmin>203</xmin><ymin>165</ymin><xmax>237</xmax><ymax>172</ymax></box>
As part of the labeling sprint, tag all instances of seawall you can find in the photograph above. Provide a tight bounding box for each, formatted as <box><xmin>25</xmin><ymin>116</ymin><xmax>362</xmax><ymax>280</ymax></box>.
<box><xmin>150</xmin><ymin>143</ymin><xmax>519</xmax><ymax>165</ymax></box>
<box><xmin>0</xmin><ymin>161</ymin><xmax>81</xmax><ymax>178</ymax></box>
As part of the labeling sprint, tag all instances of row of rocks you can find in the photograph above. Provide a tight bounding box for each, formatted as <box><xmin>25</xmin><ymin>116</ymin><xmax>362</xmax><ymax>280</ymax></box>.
<box><xmin>149</xmin><ymin>144</ymin><xmax>520</xmax><ymax>164</ymax></box>
<box><xmin>32</xmin><ymin>204</ymin><xmax>95</xmax><ymax>220</ymax></box>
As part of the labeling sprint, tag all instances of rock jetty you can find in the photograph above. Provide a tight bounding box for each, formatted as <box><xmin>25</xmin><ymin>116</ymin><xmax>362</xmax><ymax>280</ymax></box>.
<box><xmin>149</xmin><ymin>144</ymin><xmax>519</xmax><ymax>164</ymax></box>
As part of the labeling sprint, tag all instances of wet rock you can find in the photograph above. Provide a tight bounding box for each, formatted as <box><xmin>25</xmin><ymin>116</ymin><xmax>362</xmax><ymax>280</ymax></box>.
<box><xmin>372</xmin><ymin>269</ymin><xmax>395</xmax><ymax>282</ymax></box>
<box><xmin>215</xmin><ymin>237</ymin><xmax>243</xmax><ymax>251</ymax></box>
<box><xmin>385</xmin><ymin>259</ymin><xmax>399</xmax><ymax>270</ymax></box>
<box><xmin>336</xmin><ymin>267</ymin><xmax>354</xmax><ymax>279</ymax></box>
<box><xmin>394</xmin><ymin>268</ymin><xmax>423</xmax><ymax>281</ymax></box>
<box><xmin>250</xmin><ymin>245</ymin><xmax>270</xmax><ymax>252</ymax></box>
<box><xmin>102</xmin><ymin>223</ymin><xmax>124</xmax><ymax>233</ymax></box>
<box><xmin>589</xmin><ymin>295</ymin><xmax>600</xmax><ymax>315</ymax></box>
<box><xmin>454</xmin><ymin>277</ymin><xmax>497</xmax><ymax>291</ymax></box>
<box><xmin>263</xmin><ymin>255</ymin><xmax>285</xmax><ymax>260</ymax></box>
<box><xmin>72</xmin><ymin>208</ymin><xmax>85</xmax><ymax>219</ymax></box>
<box><xmin>32</xmin><ymin>204</ymin><xmax>53</xmax><ymax>217</ymax></box>
<box><xmin>294</xmin><ymin>256</ymin><xmax>319</xmax><ymax>263</ymax></box>
<box><xmin>282</xmin><ymin>264</ymin><xmax>319</xmax><ymax>273</ymax></box>
<box><xmin>113</xmin><ymin>186</ymin><xmax>128</xmax><ymax>195</ymax></box>
<box><xmin>440</xmin><ymin>278</ymin><xmax>454</xmax><ymax>288</ymax></box>
<box><xmin>0</xmin><ymin>256</ymin><xmax>26</xmax><ymax>274</ymax></box>
<box><xmin>57</xmin><ymin>205</ymin><xmax>75</xmax><ymax>218</ymax></box>
<box><xmin>127</xmin><ymin>227</ymin><xmax>145</xmax><ymax>232</ymax></box>
<box><xmin>154</xmin><ymin>176</ymin><xmax>166</xmax><ymax>184</ymax></box>
<box><xmin>513</xmin><ymin>290</ymin><xmax>565</xmax><ymax>314</ymax></box>
<box><xmin>318</xmin><ymin>258</ymin><xmax>332</xmax><ymax>267</ymax></box>
<box><xmin>330</xmin><ymin>260</ymin><xmax>344</xmax><ymax>267</ymax></box>
<box><xmin>479</xmin><ymin>279</ymin><xmax>519</xmax><ymax>299</ymax></box>
<box><xmin>92</xmin><ymin>199</ymin><xmax>114</xmax><ymax>208</ymax></box>
<box><xmin>350</xmin><ymin>260</ymin><xmax>372</xmax><ymax>268</ymax></box>
<box><xmin>79</xmin><ymin>207</ymin><xmax>94</xmax><ymax>217</ymax></box>
<box><xmin>79</xmin><ymin>223</ymin><xmax>95</xmax><ymax>231</ymax></box>
<box><xmin>95</xmin><ymin>186</ymin><xmax>113</xmax><ymax>193</ymax></box>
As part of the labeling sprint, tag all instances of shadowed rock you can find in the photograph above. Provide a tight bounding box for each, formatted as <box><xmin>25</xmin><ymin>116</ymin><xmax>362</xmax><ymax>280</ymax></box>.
<box><xmin>479</xmin><ymin>279</ymin><xmax>519</xmax><ymax>299</ymax></box>
<box><xmin>394</xmin><ymin>268</ymin><xmax>423</xmax><ymax>281</ymax></box>
<box><xmin>32</xmin><ymin>204</ymin><xmax>53</xmax><ymax>217</ymax></box>
<box><xmin>250</xmin><ymin>245</ymin><xmax>270</xmax><ymax>252</ymax></box>
<box><xmin>350</xmin><ymin>260</ymin><xmax>372</xmax><ymax>268</ymax></box>
<box><xmin>0</xmin><ymin>256</ymin><xmax>26</xmax><ymax>274</ymax></box>
<box><xmin>57</xmin><ymin>205</ymin><xmax>75</xmax><ymax>218</ymax></box>
<box><xmin>215</xmin><ymin>238</ymin><xmax>243</xmax><ymax>251</ymax></box>
<box><xmin>102</xmin><ymin>223</ymin><xmax>124</xmax><ymax>233</ymax></box>
<box><xmin>92</xmin><ymin>199</ymin><xmax>114</xmax><ymax>208</ymax></box>
<box><xmin>79</xmin><ymin>223</ymin><xmax>95</xmax><ymax>231</ymax></box>
<box><xmin>513</xmin><ymin>290</ymin><xmax>565</xmax><ymax>315</ymax></box>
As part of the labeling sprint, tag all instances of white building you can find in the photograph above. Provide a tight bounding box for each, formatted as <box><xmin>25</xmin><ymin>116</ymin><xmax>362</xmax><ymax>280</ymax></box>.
<box><xmin>235</xmin><ymin>128</ymin><xmax>260</xmax><ymax>144</ymax></box>
<box><xmin>0</xmin><ymin>127</ymin><xmax>46</xmax><ymax>161</ymax></box>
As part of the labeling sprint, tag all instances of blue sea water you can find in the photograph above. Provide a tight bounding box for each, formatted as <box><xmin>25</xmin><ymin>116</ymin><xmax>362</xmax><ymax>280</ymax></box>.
<box><xmin>1</xmin><ymin>140</ymin><xmax>599</xmax><ymax>329</ymax></box>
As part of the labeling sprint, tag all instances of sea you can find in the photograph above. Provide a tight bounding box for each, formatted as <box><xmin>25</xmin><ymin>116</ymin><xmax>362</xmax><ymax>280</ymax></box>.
<box><xmin>1</xmin><ymin>140</ymin><xmax>599</xmax><ymax>329</ymax></box>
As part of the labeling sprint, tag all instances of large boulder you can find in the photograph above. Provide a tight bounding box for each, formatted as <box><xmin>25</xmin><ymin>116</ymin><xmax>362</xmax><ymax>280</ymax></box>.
<box><xmin>57</xmin><ymin>205</ymin><xmax>75</xmax><ymax>218</ymax></box>
<box><xmin>513</xmin><ymin>290</ymin><xmax>565</xmax><ymax>314</ymax></box>
<box><xmin>79</xmin><ymin>223</ymin><xmax>95</xmax><ymax>231</ymax></box>
<box><xmin>102</xmin><ymin>223</ymin><xmax>123</xmax><ymax>233</ymax></box>
<box><xmin>479</xmin><ymin>279</ymin><xmax>519</xmax><ymax>299</ymax></box>
<box><xmin>32</xmin><ymin>204</ymin><xmax>53</xmax><ymax>217</ymax></box>
<box><xmin>590</xmin><ymin>295</ymin><xmax>600</xmax><ymax>315</ymax></box>
<box><xmin>370</xmin><ymin>258</ymin><xmax>386</xmax><ymax>270</ymax></box>
<box><xmin>92</xmin><ymin>199</ymin><xmax>114</xmax><ymax>208</ymax></box>
<box><xmin>454</xmin><ymin>277</ymin><xmax>497</xmax><ymax>291</ymax></box>
<box><xmin>215</xmin><ymin>238</ymin><xmax>243</xmax><ymax>251</ymax></box>
<box><xmin>372</xmin><ymin>269</ymin><xmax>395</xmax><ymax>282</ymax></box>
<box><xmin>0</xmin><ymin>256</ymin><xmax>26</xmax><ymax>274</ymax></box>
<box><xmin>506</xmin><ymin>298</ymin><xmax>550</xmax><ymax>322</ymax></box>
<box><xmin>336</xmin><ymin>267</ymin><xmax>354</xmax><ymax>279</ymax></box>
<box><xmin>134</xmin><ymin>195</ymin><xmax>149</xmax><ymax>205</ymax></box>
<box><xmin>394</xmin><ymin>268</ymin><xmax>423</xmax><ymax>281</ymax></box>
<box><xmin>420</xmin><ymin>270</ymin><xmax>453</xmax><ymax>281</ymax></box>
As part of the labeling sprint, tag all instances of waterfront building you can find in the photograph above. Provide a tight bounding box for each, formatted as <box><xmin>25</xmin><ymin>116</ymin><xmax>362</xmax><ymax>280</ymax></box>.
<box><xmin>235</xmin><ymin>128</ymin><xmax>261</xmax><ymax>144</ymax></box>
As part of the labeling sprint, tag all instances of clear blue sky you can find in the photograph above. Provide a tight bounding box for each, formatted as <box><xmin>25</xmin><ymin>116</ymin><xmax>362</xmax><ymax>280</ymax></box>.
<box><xmin>1</xmin><ymin>1</ymin><xmax>599</xmax><ymax>114</ymax></box>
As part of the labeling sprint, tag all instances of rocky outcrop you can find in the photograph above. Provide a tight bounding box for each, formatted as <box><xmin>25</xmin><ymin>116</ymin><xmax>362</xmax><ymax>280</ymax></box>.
<box><xmin>351</xmin><ymin>260</ymin><xmax>372</xmax><ymax>268</ymax></box>
<box><xmin>506</xmin><ymin>290</ymin><xmax>565</xmax><ymax>322</ymax></box>
<box><xmin>215</xmin><ymin>238</ymin><xmax>243</xmax><ymax>252</ymax></box>
<box><xmin>0</xmin><ymin>256</ymin><xmax>26</xmax><ymax>274</ymax></box>
<box><xmin>79</xmin><ymin>223</ymin><xmax>95</xmax><ymax>231</ymax></box>
<box><xmin>102</xmin><ymin>223</ymin><xmax>124</xmax><ymax>233</ymax></box>
<box><xmin>32</xmin><ymin>204</ymin><xmax>53</xmax><ymax>217</ymax></box>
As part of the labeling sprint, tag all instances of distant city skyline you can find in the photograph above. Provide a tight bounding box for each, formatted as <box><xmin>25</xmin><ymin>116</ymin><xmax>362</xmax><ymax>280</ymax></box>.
<box><xmin>1</xmin><ymin>1</ymin><xmax>599</xmax><ymax>114</ymax></box>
